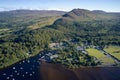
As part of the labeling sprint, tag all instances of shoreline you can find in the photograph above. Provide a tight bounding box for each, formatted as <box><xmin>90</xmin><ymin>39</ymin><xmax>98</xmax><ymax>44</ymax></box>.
<box><xmin>0</xmin><ymin>49</ymin><xmax>44</xmax><ymax>70</ymax></box>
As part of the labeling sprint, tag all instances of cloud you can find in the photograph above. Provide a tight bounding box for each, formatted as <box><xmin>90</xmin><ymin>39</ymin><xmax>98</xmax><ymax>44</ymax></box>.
<box><xmin>0</xmin><ymin>7</ymin><xmax>16</xmax><ymax>11</ymax></box>
<box><xmin>0</xmin><ymin>6</ymin><xmax>50</xmax><ymax>11</ymax></box>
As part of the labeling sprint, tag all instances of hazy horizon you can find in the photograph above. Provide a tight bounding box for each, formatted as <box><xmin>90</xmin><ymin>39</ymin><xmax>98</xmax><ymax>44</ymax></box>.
<box><xmin>0</xmin><ymin>0</ymin><xmax>120</xmax><ymax>12</ymax></box>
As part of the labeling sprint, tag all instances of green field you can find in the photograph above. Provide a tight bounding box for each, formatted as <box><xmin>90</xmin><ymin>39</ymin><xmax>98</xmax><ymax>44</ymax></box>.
<box><xmin>28</xmin><ymin>16</ymin><xmax>60</xmax><ymax>30</ymax></box>
<box><xmin>104</xmin><ymin>46</ymin><xmax>120</xmax><ymax>60</ymax></box>
<box><xmin>86</xmin><ymin>48</ymin><xmax>115</xmax><ymax>65</ymax></box>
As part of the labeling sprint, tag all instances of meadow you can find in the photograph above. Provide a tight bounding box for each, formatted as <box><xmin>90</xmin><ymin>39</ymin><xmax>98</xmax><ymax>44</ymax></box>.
<box><xmin>104</xmin><ymin>46</ymin><xmax>120</xmax><ymax>60</ymax></box>
<box><xmin>86</xmin><ymin>48</ymin><xmax>115</xmax><ymax>65</ymax></box>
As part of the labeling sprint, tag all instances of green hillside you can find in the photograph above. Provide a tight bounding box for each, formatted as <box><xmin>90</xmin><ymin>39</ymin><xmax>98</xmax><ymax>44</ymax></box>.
<box><xmin>0</xmin><ymin>10</ymin><xmax>65</xmax><ymax>29</ymax></box>
<box><xmin>50</xmin><ymin>9</ymin><xmax>120</xmax><ymax>46</ymax></box>
<box><xmin>0</xmin><ymin>9</ymin><xmax>120</xmax><ymax>68</ymax></box>
<box><xmin>28</xmin><ymin>16</ymin><xmax>61</xmax><ymax>30</ymax></box>
<box><xmin>62</xmin><ymin>9</ymin><xmax>118</xmax><ymax>21</ymax></box>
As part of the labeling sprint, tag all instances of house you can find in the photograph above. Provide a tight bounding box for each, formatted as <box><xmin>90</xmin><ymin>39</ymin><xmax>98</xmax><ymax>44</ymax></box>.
<box><xmin>49</xmin><ymin>43</ymin><xmax>63</xmax><ymax>48</ymax></box>
<box><xmin>77</xmin><ymin>46</ymin><xmax>85</xmax><ymax>51</ymax></box>
<box><xmin>82</xmin><ymin>51</ymin><xmax>88</xmax><ymax>54</ymax></box>
<box><xmin>50</xmin><ymin>54</ymin><xmax>58</xmax><ymax>59</ymax></box>
<box><xmin>43</xmin><ymin>53</ymin><xmax>58</xmax><ymax>62</ymax></box>
<box><xmin>49</xmin><ymin>43</ymin><xmax>57</xmax><ymax>48</ymax></box>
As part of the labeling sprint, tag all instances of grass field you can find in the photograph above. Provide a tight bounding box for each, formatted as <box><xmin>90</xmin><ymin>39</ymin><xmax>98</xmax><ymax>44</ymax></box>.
<box><xmin>86</xmin><ymin>48</ymin><xmax>115</xmax><ymax>65</ymax></box>
<box><xmin>28</xmin><ymin>16</ymin><xmax>60</xmax><ymax>30</ymax></box>
<box><xmin>104</xmin><ymin>46</ymin><xmax>120</xmax><ymax>60</ymax></box>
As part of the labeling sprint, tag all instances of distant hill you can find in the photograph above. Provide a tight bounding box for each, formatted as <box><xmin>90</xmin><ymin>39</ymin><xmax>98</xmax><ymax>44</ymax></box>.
<box><xmin>62</xmin><ymin>9</ymin><xmax>119</xmax><ymax>21</ymax></box>
<box><xmin>0</xmin><ymin>10</ymin><xmax>66</xmax><ymax>17</ymax></box>
<box><xmin>92</xmin><ymin>10</ymin><xmax>106</xmax><ymax>14</ymax></box>
<box><xmin>0</xmin><ymin>10</ymin><xmax>66</xmax><ymax>29</ymax></box>
<box><xmin>53</xmin><ymin>8</ymin><xmax>120</xmax><ymax>30</ymax></box>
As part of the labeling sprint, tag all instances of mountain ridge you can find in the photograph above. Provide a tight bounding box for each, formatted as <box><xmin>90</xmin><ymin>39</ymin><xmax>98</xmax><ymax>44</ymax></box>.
<box><xmin>62</xmin><ymin>8</ymin><xmax>119</xmax><ymax>21</ymax></box>
<box><xmin>0</xmin><ymin>9</ymin><xmax>66</xmax><ymax>29</ymax></box>
<box><xmin>0</xmin><ymin>9</ymin><xmax>66</xmax><ymax>17</ymax></box>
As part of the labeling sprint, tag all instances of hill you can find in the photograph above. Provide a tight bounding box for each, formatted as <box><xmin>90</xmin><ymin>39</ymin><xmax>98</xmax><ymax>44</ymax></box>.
<box><xmin>0</xmin><ymin>10</ymin><xmax>65</xmax><ymax>17</ymax></box>
<box><xmin>62</xmin><ymin>9</ymin><xmax>118</xmax><ymax>21</ymax></box>
<box><xmin>0</xmin><ymin>10</ymin><xmax>66</xmax><ymax>29</ymax></box>
<box><xmin>51</xmin><ymin>8</ymin><xmax>120</xmax><ymax>45</ymax></box>
<box><xmin>0</xmin><ymin>9</ymin><xmax>66</xmax><ymax>68</ymax></box>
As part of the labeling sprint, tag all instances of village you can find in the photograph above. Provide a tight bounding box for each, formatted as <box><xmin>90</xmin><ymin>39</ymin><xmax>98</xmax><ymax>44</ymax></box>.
<box><xmin>39</xmin><ymin>39</ymin><xmax>120</xmax><ymax>67</ymax></box>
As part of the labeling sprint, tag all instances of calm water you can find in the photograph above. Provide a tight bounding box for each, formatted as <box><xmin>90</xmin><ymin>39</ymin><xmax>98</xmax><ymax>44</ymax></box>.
<box><xmin>73</xmin><ymin>67</ymin><xmax>120</xmax><ymax>80</ymax></box>
<box><xmin>0</xmin><ymin>50</ymin><xmax>120</xmax><ymax>80</ymax></box>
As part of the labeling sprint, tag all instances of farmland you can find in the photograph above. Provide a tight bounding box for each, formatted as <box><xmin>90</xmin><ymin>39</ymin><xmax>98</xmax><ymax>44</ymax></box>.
<box><xmin>86</xmin><ymin>48</ymin><xmax>115</xmax><ymax>65</ymax></box>
<box><xmin>104</xmin><ymin>46</ymin><xmax>120</xmax><ymax>60</ymax></box>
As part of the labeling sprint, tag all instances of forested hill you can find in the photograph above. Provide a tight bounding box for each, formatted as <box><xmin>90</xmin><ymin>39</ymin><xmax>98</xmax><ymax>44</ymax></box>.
<box><xmin>0</xmin><ymin>10</ymin><xmax>66</xmax><ymax>68</ymax></box>
<box><xmin>51</xmin><ymin>8</ymin><xmax>120</xmax><ymax>45</ymax></box>
<box><xmin>0</xmin><ymin>10</ymin><xmax>66</xmax><ymax>17</ymax></box>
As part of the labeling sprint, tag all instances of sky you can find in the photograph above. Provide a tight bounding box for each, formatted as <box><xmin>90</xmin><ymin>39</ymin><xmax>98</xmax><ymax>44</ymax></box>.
<box><xmin>0</xmin><ymin>0</ymin><xmax>120</xmax><ymax>12</ymax></box>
